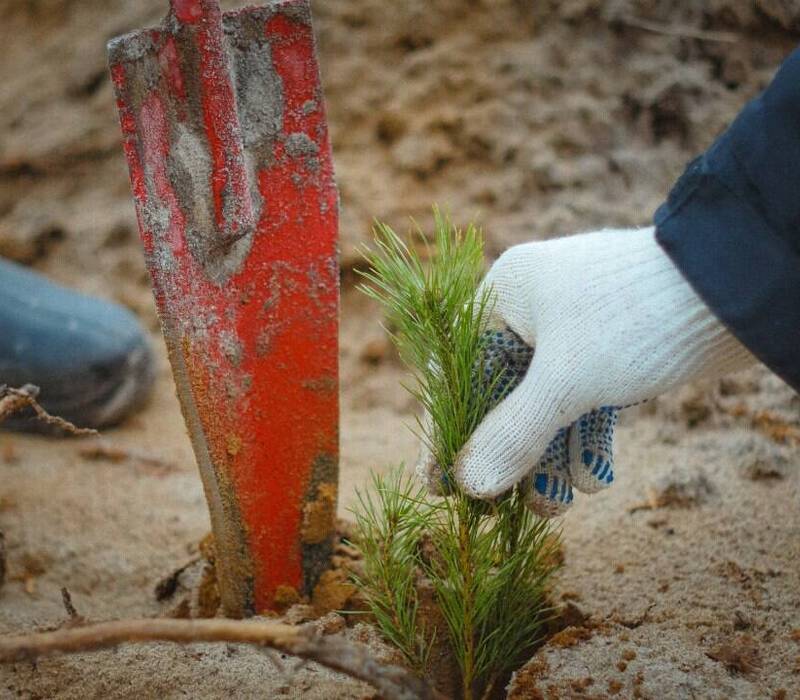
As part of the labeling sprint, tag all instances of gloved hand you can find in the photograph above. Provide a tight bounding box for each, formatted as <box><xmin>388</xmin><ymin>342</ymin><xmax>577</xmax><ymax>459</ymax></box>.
<box><xmin>418</xmin><ymin>226</ymin><xmax>755</xmax><ymax>517</ymax></box>
<box><xmin>417</xmin><ymin>327</ymin><xmax>621</xmax><ymax>517</ymax></box>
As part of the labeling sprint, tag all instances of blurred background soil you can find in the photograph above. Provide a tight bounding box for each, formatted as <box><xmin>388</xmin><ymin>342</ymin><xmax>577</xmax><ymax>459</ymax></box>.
<box><xmin>0</xmin><ymin>0</ymin><xmax>799</xmax><ymax>697</ymax></box>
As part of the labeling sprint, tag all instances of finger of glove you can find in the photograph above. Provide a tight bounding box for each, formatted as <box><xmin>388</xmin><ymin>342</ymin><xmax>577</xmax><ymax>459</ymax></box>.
<box><xmin>567</xmin><ymin>406</ymin><xmax>619</xmax><ymax>494</ymax></box>
<box><xmin>523</xmin><ymin>426</ymin><xmax>574</xmax><ymax>518</ymax></box>
<box><xmin>478</xmin><ymin>248</ymin><xmax>536</xmax><ymax>344</ymax></box>
<box><xmin>455</xmin><ymin>351</ymin><xmax>578</xmax><ymax>499</ymax></box>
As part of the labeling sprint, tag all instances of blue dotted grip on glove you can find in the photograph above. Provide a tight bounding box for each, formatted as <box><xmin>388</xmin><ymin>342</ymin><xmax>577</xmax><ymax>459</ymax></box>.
<box><xmin>475</xmin><ymin>328</ymin><xmax>619</xmax><ymax>516</ymax></box>
<box><xmin>568</xmin><ymin>405</ymin><xmax>618</xmax><ymax>495</ymax></box>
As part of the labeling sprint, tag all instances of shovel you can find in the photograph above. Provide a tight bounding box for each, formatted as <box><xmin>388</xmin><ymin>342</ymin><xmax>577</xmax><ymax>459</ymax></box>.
<box><xmin>108</xmin><ymin>0</ymin><xmax>339</xmax><ymax>617</ymax></box>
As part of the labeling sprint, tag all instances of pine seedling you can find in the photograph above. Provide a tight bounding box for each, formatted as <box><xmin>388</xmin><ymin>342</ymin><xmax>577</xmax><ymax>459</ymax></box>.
<box><xmin>354</xmin><ymin>210</ymin><xmax>561</xmax><ymax>699</ymax></box>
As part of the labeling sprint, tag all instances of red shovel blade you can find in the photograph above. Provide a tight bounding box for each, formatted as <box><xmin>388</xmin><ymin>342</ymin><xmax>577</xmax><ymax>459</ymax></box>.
<box><xmin>108</xmin><ymin>0</ymin><xmax>339</xmax><ymax>617</ymax></box>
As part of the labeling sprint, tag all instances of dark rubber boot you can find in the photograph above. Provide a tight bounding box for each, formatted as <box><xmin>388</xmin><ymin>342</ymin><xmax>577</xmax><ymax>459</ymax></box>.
<box><xmin>0</xmin><ymin>258</ymin><xmax>156</xmax><ymax>431</ymax></box>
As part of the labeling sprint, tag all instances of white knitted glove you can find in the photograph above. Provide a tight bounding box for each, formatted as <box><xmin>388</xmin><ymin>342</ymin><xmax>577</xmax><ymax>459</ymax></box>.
<box><xmin>422</xmin><ymin>226</ymin><xmax>756</xmax><ymax>516</ymax></box>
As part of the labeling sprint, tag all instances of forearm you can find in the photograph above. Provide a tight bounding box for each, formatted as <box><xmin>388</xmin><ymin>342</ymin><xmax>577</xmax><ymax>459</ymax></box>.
<box><xmin>655</xmin><ymin>45</ymin><xmax>800</xmax><ymax>393</ymax></box>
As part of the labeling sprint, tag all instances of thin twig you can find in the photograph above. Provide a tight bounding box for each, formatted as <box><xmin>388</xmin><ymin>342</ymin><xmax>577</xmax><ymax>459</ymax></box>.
<box><xmin>0</xmin><ymin>385</ymin><xmax>97</xmax><ymax>436</ymax></box>
<box><xmin>627</xmin><ymin>502</ymin><xmax>654</xmax><ymax>515</ymax></box>
<box><xmin>0</xmin><ymin>618</ymin><xmax>445</xmax><ymax>700</ymax></box>
<box><xmin>60</xmin><ymin>588</ymin><xmax>80</xmax><ymax>621</ymax></box>
<box><xmin>618</xmin><ymin>15</ymin><xmax>738</xmax><ymax>43</ymax></box>
<box><xmin>78</xmin><ymin>440</ymin><xmax>178</xmax><ymax>473</ymax></box>
<box><xmin>153</xmin><ymin>556</ymin><xmax>203</xmax><ymax>601</ymax></box>
<box><xmin>60</xmin><ymin>588</ymin><xmax>86</xmax><ymax>627</ymax></box>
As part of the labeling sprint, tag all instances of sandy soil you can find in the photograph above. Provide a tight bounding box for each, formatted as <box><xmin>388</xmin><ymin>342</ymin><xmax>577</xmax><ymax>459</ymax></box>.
<box><xmin>0</xmin><ymin>0</ymin><xmax>798</xmax><ymax>697</ymax></box>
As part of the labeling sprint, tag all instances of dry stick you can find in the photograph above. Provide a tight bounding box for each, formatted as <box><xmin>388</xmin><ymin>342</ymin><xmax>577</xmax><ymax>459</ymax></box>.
<box><xmin>78</xmin><ymin>441</ymin><xmax>178</xmax><ymax>471</ymax></box>
<box><xmin>60</xmin><ymin>588</ymin><xmax>80</xmax><ymax>621</ymax></box>
<box><xmin>0</xmin><ymin>385</ymin><xmax>97</xmax><ymax>436</ymax></box>
<box><xmin>0</xmin><ymin>618</ymin><xmax>446</xmax><ymax>700</ymax></box>
<box><xmin>619</xmin><ymin>15</ymin><xmax>738</xmax><ymax>43</ymax></box>
<box><xmin>153</xmin><ymin>555</ymin><xmax>203</xmax><ymax>601</ymax></box>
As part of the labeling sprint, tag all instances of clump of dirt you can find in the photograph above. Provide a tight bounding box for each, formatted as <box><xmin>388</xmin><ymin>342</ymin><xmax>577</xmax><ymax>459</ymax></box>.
<box><xmin>272</xmin><ymin>584</ymin><xmax>302</xmax><ymax>610</ymax></box>
<box><xmin>311</xmin><ymin>569</ymin><xmax>357</xmax><ymax>614</ymax></box>
<box><xmin>302</xmin><ymin>482</ymin><xmax>339</xmax><ymax>545</ymax></box>
<box><xmin>548</xmin><ymin>625</ymin><xmax>594</xmax><ymax>649</ymax></box>
<box><xmin>707</xmin><ymin>634</ymin><xmax>762</xmax><ymax>675</ymax></box>
<box><xmin>153</xmin><ymin>526</ymin><xmax>363</xmax><ymax>624</ymax></box>
<box><xmin>734</xmin><ymin>435</ymin><xmax>792</xmax><ymax>481</ymax></box>
<box><xmin>506</xmin><ymin>657</ymin><xmax>550</xmax><ymax>700</ymax></box>
<box><xmin>645</xmin><ymin>466</ymin><xmax>715</xmax><ymax>508</ymax></box>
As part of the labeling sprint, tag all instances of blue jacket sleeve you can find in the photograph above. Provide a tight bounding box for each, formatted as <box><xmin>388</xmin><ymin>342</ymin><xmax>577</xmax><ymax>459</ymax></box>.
<box><xmin>655</xmin><ymin>46</ymin><xmax>800</xmax><ymax>392</ymax></box>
